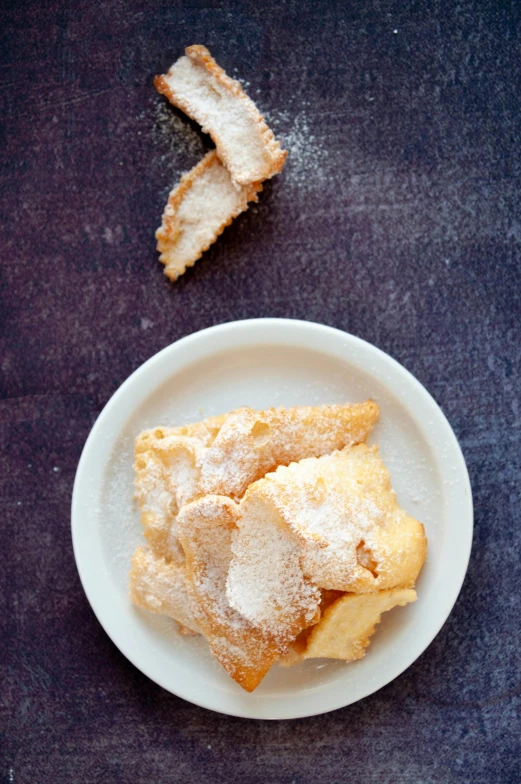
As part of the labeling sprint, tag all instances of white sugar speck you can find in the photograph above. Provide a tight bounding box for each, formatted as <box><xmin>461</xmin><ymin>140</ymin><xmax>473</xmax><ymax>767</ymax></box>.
<box><xmin>264</xmin><ymin>109</ymin><xmax>331</xmax><ymax>191</ymax></box>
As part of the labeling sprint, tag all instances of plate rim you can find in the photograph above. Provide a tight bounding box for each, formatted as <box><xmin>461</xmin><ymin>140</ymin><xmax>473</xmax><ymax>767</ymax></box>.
<box><xmin>71</xmin><ymin>317</ymin><xmax>473</xmax><ymax>719</ymax></box>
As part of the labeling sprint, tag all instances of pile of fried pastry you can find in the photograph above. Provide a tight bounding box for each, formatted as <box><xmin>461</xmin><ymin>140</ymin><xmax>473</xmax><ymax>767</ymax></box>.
<box><xmin>154</xmin><ymin>45</ymin><xmax>287</xmax><ymax>280</ymax></box>
<box><xmin>129</xmin><ymin>400</ymin><xmax>427</xmax><ymax>692</ymax></box>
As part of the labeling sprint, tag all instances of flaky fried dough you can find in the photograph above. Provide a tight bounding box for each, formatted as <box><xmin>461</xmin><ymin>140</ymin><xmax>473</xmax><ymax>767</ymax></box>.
<box><xmin>135</xmin><ymin>414</ymin><xmax>227</xmax><ymax>455</ymax></box>
<box><xmin>155</xmin><ymin>46</ymin><xmax>287</xmax><ymax>185</ymax></box>
<box><xmin>129</xmin><ymin>547</ymin><xmax>201</xmax><ymax>634</ymax></box>
<box><xmin>280</xmin><ymin>588</ymin><xmax>417</xmax><ymax>665</ymax></box>
<box><xmin>238</xmin><ymin>444</ymin><xmax>427</xmax><ymax>594</ymax></box>
<box><xmin>226</xmin><ymin>489</ymin><xmax>322</xmax><ymax>650</ymax></box>
<box><xmin>177</xmin><ymin>495</ymin><xmax>281</xmax><ymax>692</ymax></box>
<box><xmin>133</xmin><ymin>450</ymin><xmax>184</xmax><ymax>563</ymax></box>
<box><xmin>134</xmin><ymin>415</ymin><xmax>226</xmax><ymax>554</ymax></box>
<box><xmin>134</xmin><ymin>402</ymin><xmax>379</xmax><ymax>563</ymax></box>
<box><xmin>200</xmin><ymin>400</ymin><xmax>380</xmax><ymax>499</ymax></box>
<box><xmin>156</xmin><ymin>150</ymin><xmax>262</xmax><ymax>280</ymax></box>
<box><xmin>134</xmin><ymin>418</ymin><xmax>225</xmax><ymax>562</ymax></box>
<box><xmin>130</xmin><ymin>422</ymin><xmax>425</xmax><ymax>690</ymax></box>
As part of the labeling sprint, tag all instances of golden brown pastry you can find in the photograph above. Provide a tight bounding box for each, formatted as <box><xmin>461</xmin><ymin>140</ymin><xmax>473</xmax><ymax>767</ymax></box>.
<box><xmin>129</xmin><ymin>404</ymin><xmax>426</xmax><ymax>692</ymax></box>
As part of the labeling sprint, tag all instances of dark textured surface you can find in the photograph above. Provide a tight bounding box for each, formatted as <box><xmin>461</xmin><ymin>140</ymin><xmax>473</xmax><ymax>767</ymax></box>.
<box><xmin>1</xmin><ymin>0</ymin><xmax>520</xmax><ymax>781</ymax></box>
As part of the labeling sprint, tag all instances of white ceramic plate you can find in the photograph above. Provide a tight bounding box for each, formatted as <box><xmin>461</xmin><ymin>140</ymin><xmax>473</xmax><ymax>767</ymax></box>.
<box><xmin>71</xmin><ymin>318</ymin><xmax>473</xmax><ymax>719</ymax></box>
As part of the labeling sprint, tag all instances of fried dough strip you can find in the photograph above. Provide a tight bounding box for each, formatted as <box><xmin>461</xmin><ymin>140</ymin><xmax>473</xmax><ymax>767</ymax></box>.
<box><xmin>178</xmin><ymin>496</ymin><xmax>282</xmax><ymax>692</ymax></box>
<box><xmin>238</xmin><ymin>444</ymin><xmax>427</xmax><ymax>595</ymax></box>
<box><xmin>226</xmin><ymin>489</ymin><xmax>322</xmax><ymax>651</ymax></box>
<box><xmin>200</xmin><ymin>400</ymin><xmax>380</xmax><ymax>499</ymax></box>
<box><xmin>156</xmin><ymin>150</ymin><xmax>262</xmax><ymax>280</ymax></box>
<box><xmin>280</xmin><ymin>588</ymin><xmax>417</xmax><ymax>665</ymax></box>
<box><xmin>135</xmin><ymin>415</ymin><xmax>227</xmax><ymax>455</ymax></box>
<box><xmin>129</xmin><ymin>547</ymin><xmax>201</xmax><ymax>634</ymax></box>
<box><xmin>155</xmin><ymin>45</ymin><xmax>287</xmax><ymax>185</ymax></box>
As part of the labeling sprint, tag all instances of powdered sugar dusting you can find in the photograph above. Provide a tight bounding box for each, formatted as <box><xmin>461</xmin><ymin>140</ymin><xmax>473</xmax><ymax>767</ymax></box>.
<box><xmin>135</xmin><ymin>452</ymin><xmax>172</xmax><ymax>518</ymax></box>
<box><xmin>152</xmin><ymin>99</ymin><xmax>332</xmax><ymax>192</ymax></box>
<box><xmin>162</xmin><ymin>445</ymin><xmax>201</xmax><ymax>509</ymax></box>
<box><xmin>265</xmin><ymin>107</ymin><xmax>332</xmax><ymax>190</ymax></box>
<box><xmin>201</xmin><ymin>401</ymin><xmax>378</xmax><ymax>499</ymax></box>
<box><xmin>177</xmin><ymin>495</ymin><xmax>281</xmax><ymax>689</ymax></box>
<box><xmin>129</xmin><ymin>547</ymin><xmax>200</xmax><ymax>633</ymax></box>
<box><xmin>159</xmin><ymin>48</ymin><xmax>286</xmax><ymax>184</ymax></box>
<box><xmin>226</xmin><ymin>494</ymin><xmax>321</xmax><ymax>644</ymax></box>
<box><xmin>178</xmin><ymin>496</ymin><xmax>239</xmax><ymax>628</ymax></box>
<box><xmin>100</xmin><ymin>435</ymin><xmax>141</xmax><ymax>580</ymax></box>
<box><xmin>265</xmin><ymin>449</ymin><xmax>385</xmax><ymax>588</ymax></box>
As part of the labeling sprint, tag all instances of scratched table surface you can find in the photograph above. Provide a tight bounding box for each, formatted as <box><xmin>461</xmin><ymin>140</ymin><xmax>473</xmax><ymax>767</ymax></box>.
<box><xmin>1</xmin><ymin>0</ymin><xmax>520</xmax><ymax>782</ymax></box>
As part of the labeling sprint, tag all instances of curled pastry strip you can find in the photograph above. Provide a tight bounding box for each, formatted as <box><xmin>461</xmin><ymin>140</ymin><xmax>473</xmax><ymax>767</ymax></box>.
<box><xmin>155</xmin><ymin>45</ymin><xmax>287</xmax><ymax>185</ymax></box>
<box><xmin>156</xmin><ymin>150</ymin><xmax>262</xmax><ymax>281</ymax></box>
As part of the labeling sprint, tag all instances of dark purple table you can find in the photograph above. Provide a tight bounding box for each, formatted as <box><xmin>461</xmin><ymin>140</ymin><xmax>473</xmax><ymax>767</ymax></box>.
<box><xmin>2</xmin><ymin>1</ymin><xmax>520</xmax><ymax>782</ymax></box>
